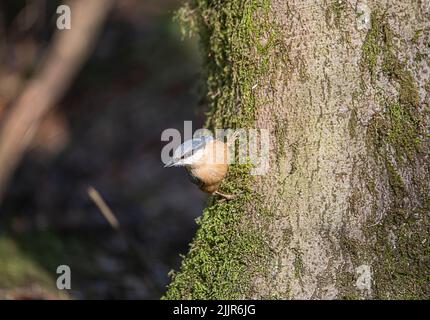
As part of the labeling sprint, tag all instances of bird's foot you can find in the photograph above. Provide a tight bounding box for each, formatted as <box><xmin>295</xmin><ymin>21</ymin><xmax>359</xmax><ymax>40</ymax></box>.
<box><xmin>214</xmin><ymin>191</ymin><xmax>236</xmax><ymax>201</ymax></box>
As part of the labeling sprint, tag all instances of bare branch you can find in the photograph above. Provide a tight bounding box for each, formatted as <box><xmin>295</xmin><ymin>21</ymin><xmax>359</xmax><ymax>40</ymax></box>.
<box><xmin>87</xmin><ymin>186</ymin><xmax>120</xmax><ymax>231</ymax></box>
<box><xmin>0</xmin><ymin>0</ymin><xmax>114</xmax><ymax>201</ymax></box>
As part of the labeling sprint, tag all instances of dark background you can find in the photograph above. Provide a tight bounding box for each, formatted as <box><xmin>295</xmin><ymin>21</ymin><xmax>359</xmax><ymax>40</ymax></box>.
<box><xmin>0</xmin><ymin>0</ymin><xmax>206</xmax><ymax>299</ymax></box>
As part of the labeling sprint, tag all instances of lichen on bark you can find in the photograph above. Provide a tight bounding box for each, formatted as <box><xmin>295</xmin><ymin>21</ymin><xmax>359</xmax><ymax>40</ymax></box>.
<box><xmin>361</xmin><ymin>9</ymin><xmax>430</xmax><ymax>299</ymax></box>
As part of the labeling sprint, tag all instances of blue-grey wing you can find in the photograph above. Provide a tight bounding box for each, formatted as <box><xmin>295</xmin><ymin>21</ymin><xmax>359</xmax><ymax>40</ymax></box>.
<box><xmin>174</xmin><ymin>136</ymin><xmax>213</xmax><ymax>160</ymax></box>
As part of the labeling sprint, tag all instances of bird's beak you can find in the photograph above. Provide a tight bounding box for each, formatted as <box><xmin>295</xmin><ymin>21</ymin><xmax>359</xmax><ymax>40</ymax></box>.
<box><xmin>164</xmin><ymin>160</ymin><xmax>176</xmax><ymax>168</ymax></box>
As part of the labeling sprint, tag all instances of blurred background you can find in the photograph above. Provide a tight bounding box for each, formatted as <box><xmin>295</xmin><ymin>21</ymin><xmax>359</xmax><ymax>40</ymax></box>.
<box><xmin>0</xmin><ymin>0</ymin><xmax>206</xmax><ymax>299</ymax></box>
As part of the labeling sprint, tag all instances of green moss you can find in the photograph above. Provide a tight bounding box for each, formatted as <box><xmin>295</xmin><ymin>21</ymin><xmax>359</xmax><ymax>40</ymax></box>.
<box><xmin>337</xmin><ymin>269</ymin><xmax>361</xmax><ymax>300</ymax></box>
<box><xmin>361</xmin><ymin>16</ymin><xmax>382</xmax><ymax>78</ymax></box>
<box><xmin>415</xmin><ymin>52</ymin><xmax>426</xmax><ymax>63</ymax></box>
<box><xmin>411</xmin><ymin>29</ymin><xmax>423</xmax><ymax>44</ymax></box>
<box><xmin>164</xmin><ymin>0</ymin><xmax>284</xmax><ymax>299</ymax></box>
<box><xmin>365</xmin><ymin>205</ymin><xmax>430</xmax><ymax>299</ymax></box>
<box><xmin>325</xmin><ymin>0</ymin><xmax>346</xmax><ymax>29</ymax></box>
<box><xmin>174</xmin><ymin>3</ymin><xmax>199</xmax><ymax>39</ymax></box>
<box><xmin>386</xmin><ymin>102</ymin><xmax>421</xmax><ymax>162</ymax></box>
<box><xmin>348</xmin><ymin>108</ymin><xmax>358</xmax><ymax>138</ymax></box>
<box><xmin>381</xmin><ymin>53</ymin><xmax>421</xmax><ymax>110</ymax></box>
<box><xmin>362</xmin><ymin>13</ymin><xmax>429</xmax><ymax>299</ymax></box>
<box><xmin>362</xmin><ymin>12</ymin><xmax>421</xmax><ymax>106</ymax></box>
<box><xmin>164</xmin><ymin>164</ymin><xmax>269</xmax><ymax>299</ymax></box>
<box><xmin>369</xmin><ymin>101</ymin><xmax>421</xmax><ymax>167</ymax></box>
<box><xmin>336</xmin><ymin>234</ymin><xmax>362</xmax><ymax>299</ymax></box>
<box><xmin>292</xmin><ymin>248</ymin><xmax>303</xmax><ymax>281</ymax></box>
<box><xmin>361</xmin><ymin>12</ymin><xmax>421</xmax><ymax>112</ymax></box>
<box><xmin>386</xmin><ymin>161</ymin><xmax>405</xmax><ymax>196</ymax></box>
<box><xmin>188</xmin><ymin>0</ymin><xmax>281</xmax><ymax>129</ymax></box>
<box><xmin>363</xmin><ymin>12</ymin><xmax>422</xmax><ymax>164</ymax></box>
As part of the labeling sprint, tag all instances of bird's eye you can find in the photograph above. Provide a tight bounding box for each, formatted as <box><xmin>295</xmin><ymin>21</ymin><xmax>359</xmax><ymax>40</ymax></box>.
<box><xmin>179</xmin><ymin>149</ymin><xmax>188</xmax><ymax>160</ymax></box>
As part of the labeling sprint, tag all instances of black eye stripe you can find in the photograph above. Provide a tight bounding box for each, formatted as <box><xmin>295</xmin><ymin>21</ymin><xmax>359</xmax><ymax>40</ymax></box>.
<box><xmin>180</xmin><ymin>149</ymin><xmax>195</xmax><ymax>160</ymax></box>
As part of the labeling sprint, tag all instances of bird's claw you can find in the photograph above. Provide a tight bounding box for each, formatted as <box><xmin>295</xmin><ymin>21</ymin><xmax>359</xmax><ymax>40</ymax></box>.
<box><xmin>214</xmin><ymin>191</ymin><xmax>237</xmax><ymax>201</ymax></box>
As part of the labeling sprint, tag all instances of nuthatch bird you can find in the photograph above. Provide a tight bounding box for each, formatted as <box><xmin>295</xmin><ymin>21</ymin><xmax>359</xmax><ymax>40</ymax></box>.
<box><xmin>164</xmin><ymin>133</ymin><xmax>238</xmax><ymax>200</ymax></box>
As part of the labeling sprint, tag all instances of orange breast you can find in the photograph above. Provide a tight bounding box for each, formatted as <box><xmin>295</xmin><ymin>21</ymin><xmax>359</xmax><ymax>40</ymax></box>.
<box><xmin>189</xmin><ymin>140</ymin><xmax>229</xmax><ymax>194</ymax></box>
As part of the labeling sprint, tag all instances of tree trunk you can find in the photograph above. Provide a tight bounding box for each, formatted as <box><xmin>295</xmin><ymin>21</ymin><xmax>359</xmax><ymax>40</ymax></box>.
<box><xmin>164</xmin><ymin>0</ymin><xmax>430</xmax><ymax>299</ymax></box>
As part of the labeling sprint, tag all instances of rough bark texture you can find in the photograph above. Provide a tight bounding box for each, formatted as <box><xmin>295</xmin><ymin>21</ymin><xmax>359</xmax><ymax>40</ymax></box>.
<box><xmin>164</xmin><ymin>0</ymin><xmax>430</xmax><ymax>299</ymax></box>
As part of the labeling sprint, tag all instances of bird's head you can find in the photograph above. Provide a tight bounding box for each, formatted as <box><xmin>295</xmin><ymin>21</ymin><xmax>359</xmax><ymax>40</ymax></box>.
<box><xmin>164</xmin><ymin>135</ymin><xmax>213</xmax><ymax>168</ymax></box>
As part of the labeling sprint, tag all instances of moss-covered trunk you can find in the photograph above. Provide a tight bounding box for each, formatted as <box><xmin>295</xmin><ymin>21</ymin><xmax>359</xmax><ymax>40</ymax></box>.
<box><xmin>164</xmin><ymin>0</ymin><xmax>430</xmax><ymax>299</ymax></box>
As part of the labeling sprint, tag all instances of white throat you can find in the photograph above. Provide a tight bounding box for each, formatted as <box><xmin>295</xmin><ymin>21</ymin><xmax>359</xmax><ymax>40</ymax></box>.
<box><xmin>182</xmin><ymin>148</ymin><xmax>205</xmax><ymax>166</ymax></box>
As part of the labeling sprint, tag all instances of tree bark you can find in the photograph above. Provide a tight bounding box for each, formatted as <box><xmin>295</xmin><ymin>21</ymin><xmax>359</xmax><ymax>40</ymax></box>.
<box><xmin>165</xmin><ymin>0</ymin><xmax>430</xmax><ymax>299</ymax></box>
